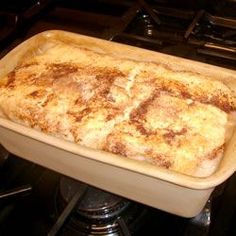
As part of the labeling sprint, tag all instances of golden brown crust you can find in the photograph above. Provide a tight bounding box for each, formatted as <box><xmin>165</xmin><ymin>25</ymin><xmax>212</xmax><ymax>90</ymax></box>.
<box><xmin>103</xmin><ymin>92</ymin><xmax>228</xmax><ymax>176</ymax></box>
<box><xmin>0</xmin><ymin>42</ymin><xmax>235</xmax><ymax>177</ymax></box>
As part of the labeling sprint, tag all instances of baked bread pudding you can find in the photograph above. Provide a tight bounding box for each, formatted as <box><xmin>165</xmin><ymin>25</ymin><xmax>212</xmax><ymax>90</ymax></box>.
<box><xmin>0</xmin><ymin>41</ymin><xmax>235</xmax><ymax>177</ymax></box>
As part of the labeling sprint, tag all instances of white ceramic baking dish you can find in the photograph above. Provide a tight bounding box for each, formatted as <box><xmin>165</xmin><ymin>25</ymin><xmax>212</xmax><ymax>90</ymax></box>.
<box><xmin>0</xmin><ymin>30</ymin><xmax>236</xmax><ymax>217</ymax></box>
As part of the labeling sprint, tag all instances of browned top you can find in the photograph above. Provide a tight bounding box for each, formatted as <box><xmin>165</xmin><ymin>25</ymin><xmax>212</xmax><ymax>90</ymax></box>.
<box><xmin>0</xmin><ymin>42</ymin><xmax>235</xmax><ymax>177</ymax></box>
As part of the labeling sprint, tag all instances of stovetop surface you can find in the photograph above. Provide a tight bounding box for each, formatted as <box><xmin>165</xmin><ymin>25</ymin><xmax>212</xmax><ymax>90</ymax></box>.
<box><xmin>0</xmin><ymin>0</ymin><xmax>236</xmax><ymax>70</ymax></box>
<box><xmin>0</xmin><ymin>155</ymin><xmax>186</xmax><ymax>236</ymax></box>
<box><xmin>0</xmin><ymin>0</ymin><xmax>236</xmax><ymax>235</ymax></box>
<box><xmin>0</xmin><ymin>154</ymin><xmax>235</xmax><ymax>236</ymax></box>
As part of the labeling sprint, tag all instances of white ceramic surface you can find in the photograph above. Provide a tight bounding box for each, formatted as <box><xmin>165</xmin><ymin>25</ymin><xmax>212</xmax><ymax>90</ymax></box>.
<box><xmin>0</xmin><ymin>30</ymin><xmax>236</xmax><ymax>217</ymax></box>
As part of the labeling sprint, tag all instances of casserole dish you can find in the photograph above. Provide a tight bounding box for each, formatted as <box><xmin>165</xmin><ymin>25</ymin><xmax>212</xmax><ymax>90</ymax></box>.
<box><xmin>0</xmin><ymin>30</ymin><xmax>236</xmax><ymax>217</ymax></box>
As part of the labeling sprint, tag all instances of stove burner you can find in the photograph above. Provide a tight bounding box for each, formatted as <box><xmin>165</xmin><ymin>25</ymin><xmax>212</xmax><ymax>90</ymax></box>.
<box><xmin>59</xmin><ymin>177</ymin><xmax>130</xmax><ymax>221</ymax></box>
<box><xmin>55</xmin><ymin>177</ymin><xmax>147</xmax><ymax>236</ymax></box>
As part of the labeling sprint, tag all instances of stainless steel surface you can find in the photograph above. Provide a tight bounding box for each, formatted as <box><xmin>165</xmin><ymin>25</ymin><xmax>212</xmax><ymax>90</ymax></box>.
<box><xmin>48</xmin><ymin>184</ymin><xmax>88</xmax><ymax>236</ymax></box>
<box><xmin>204</xmin><ymin>42</ymin><xmax>236</xmax><ymax>53</ymax></box>
<box><xmin>184</xmin><ymin>10</ymin><xmax>205</xmax><ymax>39</ymax></box>
<box><xmin>138</xmin><ymin>0</ymin><xmax>161</xmax><ymax>25</ymax></box>
<box><xmin>117</xmin><ymin>217</ymin><xmax>132</xmax><ymax>236</ymax></box>
<box><xmin>0</xmin><ymin>185</ymin><xmax>32</xmax><ymax>200</ymax></box>
<box><xmin>204</xmin><ymin>12</ymin><xmax>236</xmax><ymax>29</ymax></box>
<box><xmin>197</xmin><ymin>48</ymin><xmax>236</xmax><ymax>61</ymax></box>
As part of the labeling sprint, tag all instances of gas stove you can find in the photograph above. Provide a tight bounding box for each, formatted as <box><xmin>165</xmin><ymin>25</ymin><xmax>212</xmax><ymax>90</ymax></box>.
<box><xmin>0</xmin><ymin>153</ymin><xmax>235</xmax><ymax>236</ymax></box>
<box><xmin>1</xmin><ymin>0</ymin><xmax>235</xmax><ymax>69</ymax></box>
<box><xmin>0</xmin><ymin>154</ymin><xmax>206</xmax><ymax>235</ymax></box>
<box><xmin>0</xmin><ymin>0</ymin><xmax>236</xmax><ymax>235</ymax></box>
